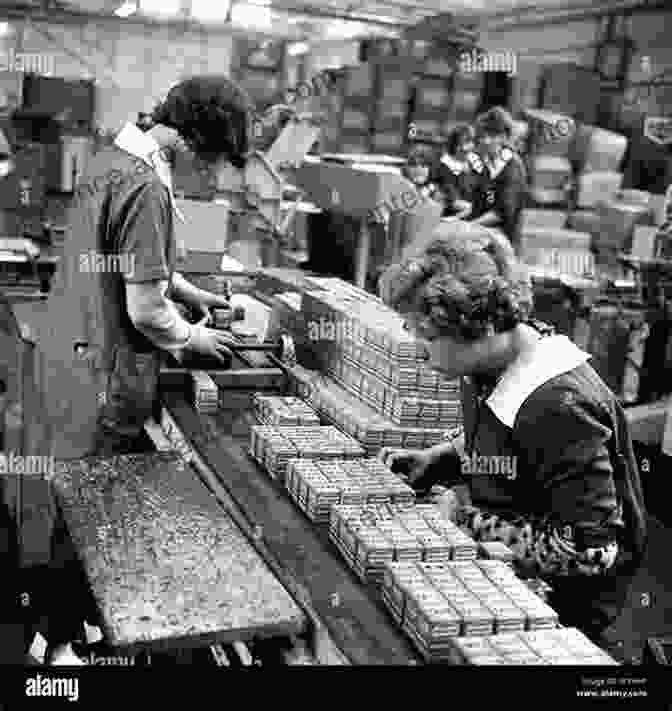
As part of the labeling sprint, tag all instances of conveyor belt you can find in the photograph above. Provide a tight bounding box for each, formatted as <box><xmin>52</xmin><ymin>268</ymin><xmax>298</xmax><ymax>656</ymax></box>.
<box><xmin>159</xmin><ymin>387</ymin><xmax>422</xmax><ymax>665</ymax></box>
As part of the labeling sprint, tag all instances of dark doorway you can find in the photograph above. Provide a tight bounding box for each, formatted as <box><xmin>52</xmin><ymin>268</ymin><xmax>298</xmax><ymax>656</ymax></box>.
<box><xmin>478</xmin><ymin>71</ymin><xmax>513</xmax><ymax>114</ymax></box>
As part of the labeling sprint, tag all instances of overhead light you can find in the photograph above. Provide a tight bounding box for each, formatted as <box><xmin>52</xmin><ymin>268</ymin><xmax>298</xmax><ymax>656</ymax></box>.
<box><xmin>288</xmin><ymin>41</ymin><xmax>309</xmax><ymax>56</ymax></box>
<box><xmin>231</xmin><ymin>1</ymin><xmax>272</xmax><ymax>29</ymax></box>
<box><xmin>191</xmin><ymin>0</ymin><xmax>232</xmax><ymax>21</ymax></box>
<box><xmin>0</xmin><ymin>22</ymin><xmax>12</xmax><ymax>37</ymax></box>
<box><xmin>115</xmin><ymin>1</ymin><xmax>138</xmax><ymax>17</ymax></box>
<box><xmin>139</xmin><ymin>0</ymin><xmax>181</xmax><ymax>15</ymax></box>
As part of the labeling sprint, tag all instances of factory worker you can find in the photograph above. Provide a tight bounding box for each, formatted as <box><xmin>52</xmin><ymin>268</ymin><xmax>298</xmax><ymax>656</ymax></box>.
<box><xmin>402</xmin><ymin>144</ymin><xmax>444</xmax><ymax>206</ymax></box>
<box><xmin>435</xmin><ymin>123</ymin><xmax>482</xmax><ymax>218</ymax></box>
<box><xmin>468</xmin><ymin>107</ymin><xmax>527</xmax><ymax>255</ymax></box>
<box><xmin>39</xmin><ymin>76</ymin><xmax>253</xmax><ymax>460</ymax></box>
<box><xmin>378</xmin><ymin>222</ymin><xmax>647</xmax><ymax>652</ymax></box>
<box><xmin>30</xmin><ymin>76</ymin><xmax>254</xmax><ymax>664</ymax></box>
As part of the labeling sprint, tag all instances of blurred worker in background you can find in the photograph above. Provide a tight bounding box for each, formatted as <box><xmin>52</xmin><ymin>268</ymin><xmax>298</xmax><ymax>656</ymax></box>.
<box><xmin>435</xmin><ymin>123</ymin><xmax>482</xmax><ymax>219</ymax></box>
<box><xmin>402</xmin><ymin>144</ymin><xmax>445</xmax><ymax>207</ymax></box>
<box><xmin>468</xmin><ymin>107</ymin><xmax>527</xmax><ymax>255</ymax></box>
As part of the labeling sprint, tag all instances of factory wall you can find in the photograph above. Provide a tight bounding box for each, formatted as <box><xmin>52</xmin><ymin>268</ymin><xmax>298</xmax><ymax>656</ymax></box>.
<box><xmin>0</xmin><ymin>16</ymin><xmax>234</xmax><ymax>132</ymax></box>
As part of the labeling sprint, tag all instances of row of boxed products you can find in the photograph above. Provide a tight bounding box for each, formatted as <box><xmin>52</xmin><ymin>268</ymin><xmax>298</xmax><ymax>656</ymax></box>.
<box><xmin>285</xmin><ymin>458</ymin><xmax>415</xmax><ymax>524</ymax></box>
<box><xmin>381</xmin><ymin>560</ymin><xmax>563</xmax><ymax>658</ymax></box>
<box><xmin>301</xmin><ymin>288</ymin><xmax>429</xmax><ymax>363</ymax></box>
<box><xmin>328</xmin><ymin>355</ymin><xmax>462</xmax><ymax>425</ymax></box>
<box><xmin>253</xmin><ymin>394</ymin><xmax>320</xmax><ymax>426</ymax></box>
<box><xmin>329</xmin><ymin>504</ymin><xmax>480</xmax><ymax>585</ymax></box>
<box><xmin>448</xmin><ymin>629</ymin><xmax>618</xmax><ymax>666</ymax></box>
<box><xmin>249</xmin><ymin>425</ymin><xmax>365</xmax><ymax>482</ymax></box>
<box><xmin>289</xmin><ymin>364</ymin><xmax>450</xmax><ymax>454</ymax></box>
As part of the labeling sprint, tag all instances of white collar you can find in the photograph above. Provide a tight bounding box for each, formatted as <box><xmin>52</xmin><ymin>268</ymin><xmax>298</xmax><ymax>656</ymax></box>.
<box><xmin>485</xmin><ymin>334</ymin><xmax>591</xmax><ymax>428</ymax></box>
<box><xmin>484</xmin><ymin>147</ymin><xmax>513</xmax><ymax>179</ymax></box>
<box><xmin>441</xmin><ymin>154</ymin><xmax>467</xmax><ymax>174</ymax></box>
<box><xmin>114</xmin><ymin>123</ymin><xmax>184</xmax><ymax>223</ymax></box>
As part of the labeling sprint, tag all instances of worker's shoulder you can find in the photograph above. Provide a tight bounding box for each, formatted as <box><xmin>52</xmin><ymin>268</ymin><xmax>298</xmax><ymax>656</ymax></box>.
<box><xmin>83</xmin><ymin>146</ymin><xmax>162</xmax><ymax>186</ymax></box>
<box><xmin>516</xmin><ymin>361</ymin><xmax>614</xmax><ymax>425</ymax></box>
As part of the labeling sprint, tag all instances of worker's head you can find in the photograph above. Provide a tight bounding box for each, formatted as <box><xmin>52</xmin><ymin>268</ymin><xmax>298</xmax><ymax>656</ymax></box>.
<box><xmin>404</xmin><ymin>144</ymin><xmax>435</xmax><ymax>186</ymax></box>
<box><xmin>150</xmin><ymin>76</ymin><xmax>254</xmax><ymax>169</ymax></box>
<box><xmin>379</xmin><ymin>221</ymin><xmax>533</xmax><ymax>379</ymax></box>
<box><xmin>446</xmin><ymin>123</ymin><xmax>476</xmax><ymax>161</ymax></box>
<box><xmin>475</xmin><ymin>106</ymin><xmax>514</xmax><ymax>161</ymax></box>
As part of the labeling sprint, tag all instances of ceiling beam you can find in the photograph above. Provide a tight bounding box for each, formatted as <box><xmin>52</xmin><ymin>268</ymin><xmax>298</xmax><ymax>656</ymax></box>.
<box><xmin>481</xmin><ymin>0</ymin><xmax>671</xmax><ymax>29</ymax></box>
<box><xmin>0</xmin><ymin>1</ymin><xmax>302</xmax><ymax>38</ymax></box>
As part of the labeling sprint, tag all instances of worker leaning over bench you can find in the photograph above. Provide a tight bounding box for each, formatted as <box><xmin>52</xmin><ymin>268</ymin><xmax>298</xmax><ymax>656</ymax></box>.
<box><xmin>30</xmin><ymin>76</ymin><xmax>254</xmax><ymax>664</ymax></box>
<box><xmin>378</xmin><ymin>222</ymin><xmax>647</xmax><ymax>653</ymax></box>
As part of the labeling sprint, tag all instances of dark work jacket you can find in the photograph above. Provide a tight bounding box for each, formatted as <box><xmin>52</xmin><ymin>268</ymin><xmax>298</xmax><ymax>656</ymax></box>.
<box><xmin>457</xmin><ymin>358</ymin><xmax>647</xmax><ymax>633</ymax></box>
<box><xmin>434</xmin><ymin>154</ymin><xmax>481</xmax><ymax>215</ymax></box>
<box><xmin>470</xmin><ymin>150</ymin><xmax>527</xmax><ymax>249</ymax></box>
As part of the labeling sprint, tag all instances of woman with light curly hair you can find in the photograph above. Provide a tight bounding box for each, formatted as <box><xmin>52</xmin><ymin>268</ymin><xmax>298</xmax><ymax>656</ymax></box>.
<box><xmin>378</xmin><ymin>222</ymin><xmax>646</xmax><ymax>652</ymax></box>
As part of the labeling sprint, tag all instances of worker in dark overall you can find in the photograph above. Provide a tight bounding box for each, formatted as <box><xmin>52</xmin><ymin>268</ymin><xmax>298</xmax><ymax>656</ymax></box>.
<box><xmin>378</xmin><ymin>222</ymin><xmax>647</xmax><ymax>659</ymax></box>
<box><xmin>23</xmin><ymin>77</ymin><xmax>254</xmax><ymax>663</ymax></box>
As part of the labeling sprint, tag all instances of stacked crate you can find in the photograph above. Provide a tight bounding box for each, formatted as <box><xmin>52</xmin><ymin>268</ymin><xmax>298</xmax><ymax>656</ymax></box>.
<box><xmin>338</xmin><ymin>65</ymin><xmax>375</xmax><ymax>153</ymax></box>
<box><xmin>524</xmin><ymin>109</ymin><xmax>575</xmax><ymax>207</ymax></box>
<box><xmin>371</xmin><ymin>58</ymin><xmax>419</xmax><ymax>156</ymax></box>
<box><xmin>448</xmin><ymin>66</ymin><xmax>484</xmax><ymax>124</ymax></box>
<box><xmin>409</xmin><ymin>76</ymin><xmax>453</xmax><ymax>145</ymax></box>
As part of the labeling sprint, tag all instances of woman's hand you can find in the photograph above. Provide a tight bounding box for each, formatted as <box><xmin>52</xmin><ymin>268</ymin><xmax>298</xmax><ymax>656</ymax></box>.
<box><xmin>378</xmin><ymin>447</ymin><xmax>433</xmax><ymax>487</ymax></box>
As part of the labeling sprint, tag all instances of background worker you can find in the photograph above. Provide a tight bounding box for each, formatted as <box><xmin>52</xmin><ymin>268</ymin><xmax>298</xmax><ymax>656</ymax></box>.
<box><xmin>435</xmin><ymin>123</ymin><xmax>482</xmax><ymax>219</ymax></box>
<box><xmin>377</xmin><ymin>222</ymin><xmax>647</xmax><ymax>653</ymax></box>
<box><xmin>467</xmin><ymin>107</ymin><xmax>527</xmax><ymax>255</ymax></box>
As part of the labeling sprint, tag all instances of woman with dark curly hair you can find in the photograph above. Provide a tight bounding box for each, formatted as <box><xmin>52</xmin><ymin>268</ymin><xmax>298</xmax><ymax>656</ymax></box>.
<box><xmin>378</xmin><ymin>222</ymin><xmax>647</xmax><ymax>651</ymax></box>
<box><xmin>435</xmin><ymin>123</ymin><xmax>483</xmax><ymax>218</ymax></box>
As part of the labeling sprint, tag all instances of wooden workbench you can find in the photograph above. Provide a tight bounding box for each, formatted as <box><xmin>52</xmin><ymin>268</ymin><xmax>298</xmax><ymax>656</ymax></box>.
<box><xmin>158</xmin><ymin>384</ymin><xmax>422</xmax><ymax>665</ymax></box>
<box><xmin>51</xmin><ymin>452</ymin><xmax>306</xmax><ymax>655</ymax></box>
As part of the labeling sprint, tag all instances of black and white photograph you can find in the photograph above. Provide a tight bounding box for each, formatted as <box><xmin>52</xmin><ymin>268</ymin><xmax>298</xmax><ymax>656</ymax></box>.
<box><xmin>0</xmin><ymin>0</ymin><xmax>670</xmax><ymax>701</ymax></box>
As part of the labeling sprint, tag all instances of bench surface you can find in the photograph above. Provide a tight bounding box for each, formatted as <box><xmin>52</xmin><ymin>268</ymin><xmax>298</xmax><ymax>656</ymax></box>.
<box><xmin>52</xmin><ymin>452</ymin><xmax>305</xmax><ymax>653</ymax></box>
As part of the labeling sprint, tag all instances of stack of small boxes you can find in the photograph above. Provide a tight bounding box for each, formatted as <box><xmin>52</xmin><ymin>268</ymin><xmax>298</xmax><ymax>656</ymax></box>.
<box><xmin>297</xmin><ymin>281</ymin><xmax>461</xmax><ymax>454</ymax></box>
<box><xmin>380</xmin><ymin>560</ymin><xmax>564</xmax><ymax>662</ymax></box>
<box><xmin>450</xmin><ymin>629</ymin><xmax>619</xmax><ymax>665</ymax></box>
<box><xmin>253</xmin><ymin>395</ymin><xmax>321</xmax><ymax>426</ymax></box>
<box><xmin>291</xmin><ymin>363</ymin><xmax>448</xmax><ymax>455</ymax></box>
<box><xmin>285</xmin><ymin>458</ymin><xmax>415</xmax><ymax>524</ymax></box>
<box><xmin>329</xmin><ymin>504</ymin><xmax>479</xmax><ymax>584</ymax></box>
<box><xmin>249</xmin><ymin>425</ymin><xmax>365</xmax><ymax>483</ymax></box>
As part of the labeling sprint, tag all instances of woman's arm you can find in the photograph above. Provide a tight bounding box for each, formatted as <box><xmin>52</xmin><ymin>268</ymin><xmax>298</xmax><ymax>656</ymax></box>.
<box><xmin>456</xmin><ymin>391</ymin><xmax>622</xmax><ymax>578</ymax></box>
<box><xmin>470</xmin><ymin>210</ymin><xmax>501</xmax><ymax>226</ymax></box>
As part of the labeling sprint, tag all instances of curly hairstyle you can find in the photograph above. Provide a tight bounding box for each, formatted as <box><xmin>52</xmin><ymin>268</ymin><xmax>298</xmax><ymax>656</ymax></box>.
<box><xmin>151</xmin><ymin>76</ymin><xmax>254</xmax><ymax>169</ymax></box>
<box><xmin>445</xmin><ymin>123</ymin><xmax>476</xmax><ymax>157</ymax></box>
<box><xmin>379</xmin><ymin>221</ymin><xmax>533</xmax><ymax>342</ymax></box>
<box><xmin>475</xmin><ymin>106</ymin><xmax>514</xmax><ymax>139</ymax></box>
